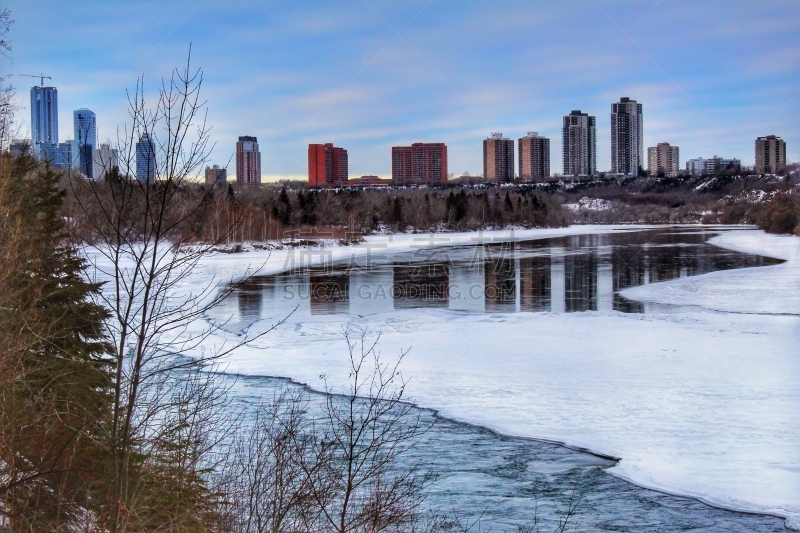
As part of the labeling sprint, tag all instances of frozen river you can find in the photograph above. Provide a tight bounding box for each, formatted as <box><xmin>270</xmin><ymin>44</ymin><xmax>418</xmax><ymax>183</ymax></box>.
<box><xmin>198</xmin><ymin>226</ymin><xmax>800</xmax><ymax>530</ymax></box>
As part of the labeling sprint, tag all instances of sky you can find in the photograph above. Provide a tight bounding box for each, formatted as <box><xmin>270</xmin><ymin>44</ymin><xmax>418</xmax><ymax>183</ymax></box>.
<box><xmin>3</xmin><ymin>0</ymin><xmax>800</xmax><ymax>181</ymax></box>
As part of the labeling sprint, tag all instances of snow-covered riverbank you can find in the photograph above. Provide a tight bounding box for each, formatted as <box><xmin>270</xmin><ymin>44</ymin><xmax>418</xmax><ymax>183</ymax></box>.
<box><xmin>181</xmin><ymin>226</ymin><xmax>800</xmax><ymax>529</ymax></box>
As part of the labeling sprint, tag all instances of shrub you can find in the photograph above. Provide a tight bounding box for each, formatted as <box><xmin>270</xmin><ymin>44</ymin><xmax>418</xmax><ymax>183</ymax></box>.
<box><xmin>755</xmin><ymin>193</ymin><xmax>800</xmax><ymax>234</ymax></box>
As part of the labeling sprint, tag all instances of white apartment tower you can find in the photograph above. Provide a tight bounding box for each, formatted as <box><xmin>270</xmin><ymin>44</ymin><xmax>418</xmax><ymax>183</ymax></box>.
<box><xmin>93</xmin><ymin>143</ymin><xmax>119</xmax><ymax>180</ymax></box>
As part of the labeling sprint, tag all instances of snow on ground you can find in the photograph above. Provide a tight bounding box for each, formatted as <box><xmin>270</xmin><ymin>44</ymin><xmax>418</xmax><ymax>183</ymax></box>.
<box><xmin>563</xmin><ymin>196</ymin><xmax>614</xmax><ymax>212</ymax></box>
<box><xmin>167</xmin><ymin>226</ymin><xmax>799</xmax><ymax>528</ymax></box>
<box><xmin>192</xmin><ymin>225</ymin><xmax>651</xmax><ymax>280</ymax></box>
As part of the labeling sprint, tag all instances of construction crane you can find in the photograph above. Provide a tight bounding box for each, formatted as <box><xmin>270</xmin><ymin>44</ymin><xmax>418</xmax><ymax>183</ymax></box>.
<box><xmin>19</xmin><ymin>73</ymin><xmax>52</xmax><ymax>87</ymax></box>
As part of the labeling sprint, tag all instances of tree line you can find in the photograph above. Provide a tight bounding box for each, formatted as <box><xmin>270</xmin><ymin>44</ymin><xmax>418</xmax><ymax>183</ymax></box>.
<box><xmin>553</xmin><ymin>171</ymin><xmax>800</xmax><ymax>233</ymax></box>
<box><xmin>63</xmin><ymin>182</ymin><xmax>571</xmax><ymax>246</ymax></box>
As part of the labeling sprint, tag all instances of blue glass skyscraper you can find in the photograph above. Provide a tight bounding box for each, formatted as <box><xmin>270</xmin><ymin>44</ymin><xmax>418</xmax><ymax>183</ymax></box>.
<box><xmin>37</xmin><ymin>142</ymin><xmax>73</xmax><ymax>170</ymax></box>
<box><xmin>31</xmin><ymin>86</ymin><xmax>58</xmax><ymax>146</ymax></box>
<box><xmin>136</xmin><ymin>133</ymin><xmax>156</xmax><ymax>182</ymax></box>
<box><xmin>73</xmin><ymin>108</ymin><xmax>97</xmax><ymax>179</ymax></box>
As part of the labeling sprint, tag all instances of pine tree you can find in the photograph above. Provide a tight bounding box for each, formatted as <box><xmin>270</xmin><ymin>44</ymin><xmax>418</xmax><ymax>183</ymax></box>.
<box><xmin>0</xmin><ymin>154</ymin><xmax>113</xmax><ymax>530</ymax></box>
<box><xmin>392</xmin><ymin>196</ymin><xmax>403</xmax><ymax>225</ymax></box>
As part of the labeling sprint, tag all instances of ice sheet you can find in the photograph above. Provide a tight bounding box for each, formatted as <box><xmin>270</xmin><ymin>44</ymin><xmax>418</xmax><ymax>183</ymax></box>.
<box><xmin>621</xmin><ymin>230</ymin><xmax>800</xmax><ymax>316</ymax></box>
<box><xmin>226</xmin><ymin>307</ymin><xmax>800</xmax><ymax>526</ymax></box>
<box><xmin>94</xmin><ymin>226</ymin><xmax>800</xmax><ymax>528</ymax></box>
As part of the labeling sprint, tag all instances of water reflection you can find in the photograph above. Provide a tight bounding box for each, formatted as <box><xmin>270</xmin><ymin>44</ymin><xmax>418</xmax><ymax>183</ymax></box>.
<box><xmin>393</xmin><ymin>263</ymin><xmax>449</xmax><ymax>309</ymax></box>
<box><xmin>227</xmin><ymin>229</ymin><xmax>782</xmax><ymax>321</ymax></box>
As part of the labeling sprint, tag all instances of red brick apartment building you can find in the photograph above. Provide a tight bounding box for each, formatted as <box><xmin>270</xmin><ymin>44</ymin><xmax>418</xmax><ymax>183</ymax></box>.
<box><xmin>308</xmin><ymin>143</ymin><xmax>348</xmax><ymax>186</ymax></box>
<box><xmin>392</xmin><ymin>143</ymin><xmax>447</xmax><ymax>185</ymax></box>
<box><xmin>236</xmin><ymin>136</ymin><xmax>261</xmax><ymax>187</ymax></box>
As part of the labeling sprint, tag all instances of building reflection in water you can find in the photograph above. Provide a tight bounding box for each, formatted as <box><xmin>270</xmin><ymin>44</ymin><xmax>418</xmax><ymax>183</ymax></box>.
<box><xmin>237</xmin><ymin>286</ymin><xmax>263</xmax><ymax>320</ymax></box>
<box><xmin>597</xmin><ymin>242</ymin><xmax>614</xmax><ymax>312</ymax></box>
<box><xmin>349</xmin><ymin>270</ymin><xmax>394</xmax><ymax>316</ymax></box>
<box><xmin>224</xmin><ymin>229</ymin><xmax>782</xmax><ymax>319</ymax></box>
<box><xmin>449</xmin><ymin>262</ymin><xmax>485</xmax><ymax>312</ymax></box>
<box><xmin>519</xmin><ymin>255</ymin><xmax>551</xmax><ymax>312</ymax></box>
<box><xmin>485</xmin><ymin>254</ymin><xmax>516</xmax><ymax>312</ymax></box>
<box><xmin>550</xmin><ymin>247</ymin><xmax>565</xmax><ymax>313</ymax></box>
<box><xmin>483</xmin><ymin>252</ymin><xmax>552</xmax><ymax>313</ymax></box>
<box><xmin>393</xmin><ymin>263</ymin><xmax>449</xmax><ymax>309</ymax></box>
<box><xmin>565</xmin><ymin>235</ymin><xmax>598</xmax><ymax>312</ymax></box>
<box><xmin>309</xmin><ymin>273</ymin><xmax>349</xmax><ymax>315</ymax></box>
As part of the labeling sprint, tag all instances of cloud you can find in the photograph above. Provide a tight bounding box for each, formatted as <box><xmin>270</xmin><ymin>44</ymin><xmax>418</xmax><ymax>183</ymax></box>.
<box><xmin>8</xmin><ymin>0</ymin><xmax>800</xmax><ymax>176</ymax></box>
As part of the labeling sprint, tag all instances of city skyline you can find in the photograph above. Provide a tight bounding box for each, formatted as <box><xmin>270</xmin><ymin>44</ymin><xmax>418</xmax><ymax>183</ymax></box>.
<box><xmin>21</xmin><ymin>85</ymin><xmax>790</xmax><ymax>183</ymax></box>
<box><xmin>4</xmin><ymin>1</ymin><xmax>800</xmax><ymax>180</ymax></box>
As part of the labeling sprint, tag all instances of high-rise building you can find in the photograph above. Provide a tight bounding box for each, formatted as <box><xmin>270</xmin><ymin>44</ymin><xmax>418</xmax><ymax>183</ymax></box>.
<box><xmin>93</xmin><ymin>143</ymin><xmax>119</xmax><ymax>180</ymax></box>
<box><xmin>37</xmin><ymin>142</ymin><xmax>56</xmax><ymax>163</ymax></box>
<box><xmin>647</xmin><ymin>142</ymin><xmax>680</xmax><ymax>176</ymax></box>
<box><xmin>37</xmin><ymin>141</ymin><xmax>73</xmax><ymax>170</ymax></box>
<box><xmin>755</xmin><ymin>135</ymin><xmax>787</xmax><ymax>174</ymax></box>
<box><xmin>562</xmin><ymin>110</ymin><xmax>596</xmax><ymax>177</ymax></box>
<box><xmin>205</xmin><ymin>165</ymin><xmax>228</xmax><ymax>186</ymax></box>
<box><xmin>391</xmin><ymin>143</ymin><xmax>447</xmax><ymax>185</ymax></box>
<box><xmin>308</xmin><ymin>143</ymin><xmax>348</xmax><ymax>186</ymax></box>
<box><xmin>518</xmin><ymin>132</ymin><xmax>550</xmax><ymax>182</ymax></box>
<box><xmin>136</xmin><ymin>133</ymin><xmax>157</xmax><ymax>182</ymax></box>
<box><xmin>483</xmin><ymin>133</ymin><xmax>515</xmax><ymax>183</ymax></box>
<box><xmin>236</xmin><ymin>136</ymin><xmax>261</xmax><ymax>187</ymax></box>
<box><xmin>611</xmin><ymin>97</ymin><xmax>643</xmax><ymax>176</ymax></box>
<box><xmin>30</xmin><ymin>86</ymin><xmax>58</xmax><ymax>147</ymax></box>
<box><xmin>392</xmin><ymin>146</ymin><xmax>412</xmax><ymax>184</ymax></box>
<box><xmin>73</xmin><ymin>109</ymin><xmax>97</xmax><ymax>179</ymax></box>
<box><xmin>56</xmin><ymin>141</ymin><xmax>73</xmax><ymax>169</ymax></box>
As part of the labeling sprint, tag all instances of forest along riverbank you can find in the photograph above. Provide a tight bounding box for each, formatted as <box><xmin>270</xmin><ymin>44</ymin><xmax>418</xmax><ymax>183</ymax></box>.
<box><xmin>194</xmin><ymin>225</ymin><xmax>800</xmax><ymax>530</ymax></box>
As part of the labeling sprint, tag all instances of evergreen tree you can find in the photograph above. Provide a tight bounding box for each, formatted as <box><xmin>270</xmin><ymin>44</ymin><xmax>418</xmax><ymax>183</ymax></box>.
<box><xmin>504</xmin><ymin>192</ymin><xmax>514</xmax><ymax>213</ymax></box>
<box><xmin>0</xmin><ymin>155</ymin><xmax>113</xmax><ymax>530</ymax></box>
<box><xmin>454</xmin><ymin>190</ymin><xmax>467</xmax><ymax>222</ymax></box>
<box><xmin>277</xmin><ymin>188</ymin><xmax>292</xmax><ymax>226</ymax></box>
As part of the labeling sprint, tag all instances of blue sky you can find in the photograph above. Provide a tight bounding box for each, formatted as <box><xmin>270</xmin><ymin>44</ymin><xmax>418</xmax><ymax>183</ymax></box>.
<box><xmin>4</xmin><ymin>0</ymin><xmax>800</xmax><ymax>180</ymax></box>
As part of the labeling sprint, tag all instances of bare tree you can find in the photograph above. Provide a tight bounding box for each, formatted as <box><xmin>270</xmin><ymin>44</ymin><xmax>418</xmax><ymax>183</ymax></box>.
<box><xmin>116</xmin><ymin>364</ymin><xmax>237</xmax><ymax>533</ymax></box>
<box><xmin>0</xmin><ymin>7</ymin><xmax>16</xmax><ymax>151</ymax></box>
<box><xmin>221</xmin><ymin>387</ymin><xmax>316</xmax><ymax>533</ymax></box>
<box><xmin>303</xmin><ymin>327</ymin><xmax>433</xmax><ymax>533</ymax></box>
<box><xmin>66</xmin><ymin>50</ymin><xmax>280</xmax><ymax>532</ymax></box>
<box><xmin>221</xmin><ymin>329</ymin><xmax>433</xmax><ymax>533</ymax></box>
